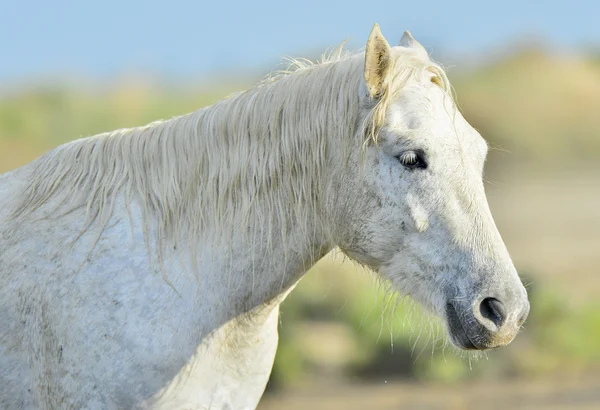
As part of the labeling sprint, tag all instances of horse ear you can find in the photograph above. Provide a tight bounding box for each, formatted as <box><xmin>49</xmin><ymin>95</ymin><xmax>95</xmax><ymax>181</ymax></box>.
<box><xmin>364</xmin><ymin>23</ymin><xmax>391</xmax><ymax>98</ymax></box>
<box><xmin>399</xmin><ymin>31</ymin><xmax>428</xmax><ymax>58</ymax></box>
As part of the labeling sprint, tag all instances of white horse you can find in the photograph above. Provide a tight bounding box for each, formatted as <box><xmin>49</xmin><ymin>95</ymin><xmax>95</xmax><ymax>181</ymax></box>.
<box><xmin>0</xmin><ymin>25</ymin><xmax>529</xmax><ymax>409</ymax></box>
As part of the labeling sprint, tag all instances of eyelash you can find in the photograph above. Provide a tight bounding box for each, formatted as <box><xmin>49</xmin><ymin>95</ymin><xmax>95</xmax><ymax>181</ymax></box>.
<box><xmin>396</xmin><ymin>149</ymin><xmax>427</xmax><ymax>170</ymax></box>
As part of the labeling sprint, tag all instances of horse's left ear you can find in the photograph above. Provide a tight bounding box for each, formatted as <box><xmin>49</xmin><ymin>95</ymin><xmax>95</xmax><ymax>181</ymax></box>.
<box><xmin>364</xmin><ymin>23</ymin><xmax>391</xmax><ymax>98</ymax></box>
<box><xmin>399</xmin><ymin>31</ymin><xmax>428</xmax><ymax>59</ymax></box>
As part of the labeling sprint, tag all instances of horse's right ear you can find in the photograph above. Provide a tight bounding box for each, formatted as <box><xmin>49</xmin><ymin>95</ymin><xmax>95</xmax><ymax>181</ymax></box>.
<box><xmin>399</xmin><ymin>30</ymin><xmax>428</xmax><ymax>59</ymax></box>
<box><xmin>364</xmin><ymin>24</ymin><xmax>391</xmax><ymax>99</ymax></box>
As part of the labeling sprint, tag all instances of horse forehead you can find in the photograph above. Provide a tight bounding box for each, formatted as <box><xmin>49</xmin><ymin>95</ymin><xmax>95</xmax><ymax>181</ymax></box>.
<box><xmin>388</xmin><ymin>85</ymin><xmax>451</xmax><ymax>125</ymax></box>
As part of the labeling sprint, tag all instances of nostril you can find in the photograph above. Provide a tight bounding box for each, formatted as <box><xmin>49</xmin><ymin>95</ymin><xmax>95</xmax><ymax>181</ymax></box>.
<box><xmin>479</xmin><ymin>297</ymin><xmax>506</xmax><ymax>328</ymax></box>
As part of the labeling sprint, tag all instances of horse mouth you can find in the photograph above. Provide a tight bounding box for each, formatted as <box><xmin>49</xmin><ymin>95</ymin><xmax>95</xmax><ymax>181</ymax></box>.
<box><xmin>445</xmin><ymin>302</ymin><xmax>480</xmax><ymax>350</ymax></box>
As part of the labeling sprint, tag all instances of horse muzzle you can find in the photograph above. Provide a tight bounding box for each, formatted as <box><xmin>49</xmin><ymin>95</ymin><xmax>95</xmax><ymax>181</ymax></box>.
<box><xmin>445</xmin><ymin>293</ymin><xmax>530</xmax><ymax>350</ymax></box>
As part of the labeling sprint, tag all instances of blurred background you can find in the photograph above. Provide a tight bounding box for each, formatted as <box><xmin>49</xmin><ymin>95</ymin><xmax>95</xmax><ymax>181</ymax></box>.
<box><xmin>2</xmin><ymin>1</ymin><xmax>599</xmax><ymax>408</ymax></box>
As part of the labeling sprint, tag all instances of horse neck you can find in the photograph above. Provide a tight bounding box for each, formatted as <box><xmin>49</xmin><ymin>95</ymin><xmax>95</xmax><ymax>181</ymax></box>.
<box><xmin>16</xmin><ymin>58</ymin><xmax>359</xmax><ymax>315</ymax></box>
<box><xmin>168</xmin><ymin>77</ymin><xmax>362</xmax><ymax>315</ymax></box>
<box><xmin>200</xmin><ymin>79</ymin><xmax>372</xmax><ymax>314</ymax></box>
<box><xmin>208</xmin><ymin>211</ymin><xmax>332</xmax><ymax>315</ymax></box>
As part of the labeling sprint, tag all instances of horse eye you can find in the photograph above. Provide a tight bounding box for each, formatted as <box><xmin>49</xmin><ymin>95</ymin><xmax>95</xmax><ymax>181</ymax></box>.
<box><xmin>396</xmin><ymin>150</ymin><xmax>427</xmax><ymax>170</ymax></box>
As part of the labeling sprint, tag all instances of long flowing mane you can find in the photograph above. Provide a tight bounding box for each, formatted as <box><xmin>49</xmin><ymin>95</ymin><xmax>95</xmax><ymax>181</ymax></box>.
<box><xmin>11</xmin><ymin>46</ymin><xmax>450</xmax><ymax>265</ymax></box>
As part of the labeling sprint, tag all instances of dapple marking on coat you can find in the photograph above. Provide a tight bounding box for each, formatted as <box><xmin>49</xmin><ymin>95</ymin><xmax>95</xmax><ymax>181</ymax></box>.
<box><xmin>0</xmin><ymin>25</ymin><xmax>529</xmax><ymax>409</ymax></box>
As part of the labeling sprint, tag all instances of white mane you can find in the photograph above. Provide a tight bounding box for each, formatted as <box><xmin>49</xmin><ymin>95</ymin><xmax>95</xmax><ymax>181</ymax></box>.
<box><xmin>12</xmin><ymin>46</ymin><xmax>450</xmax><ymax>265</ymax></box>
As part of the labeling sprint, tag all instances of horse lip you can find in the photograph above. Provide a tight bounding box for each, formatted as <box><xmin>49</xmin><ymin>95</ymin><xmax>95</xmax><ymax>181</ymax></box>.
<box><xmin>445</xmin><ymin>302</ymin><xmax>481</xmax><ymax>350</ymax></box>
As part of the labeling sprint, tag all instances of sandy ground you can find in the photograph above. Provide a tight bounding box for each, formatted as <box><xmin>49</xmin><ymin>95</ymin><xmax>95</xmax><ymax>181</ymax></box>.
<box><xmin>259</xmin><ymin>373</ymin><xmax>600</xmax><ymax>410</ymax></box>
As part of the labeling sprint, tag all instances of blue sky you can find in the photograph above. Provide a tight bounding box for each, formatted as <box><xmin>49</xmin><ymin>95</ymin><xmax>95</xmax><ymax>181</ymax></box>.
<box><xmin>2</xmin><ymin>0</ymin><xmax>599</xmax><ymax>85</ymax></box>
